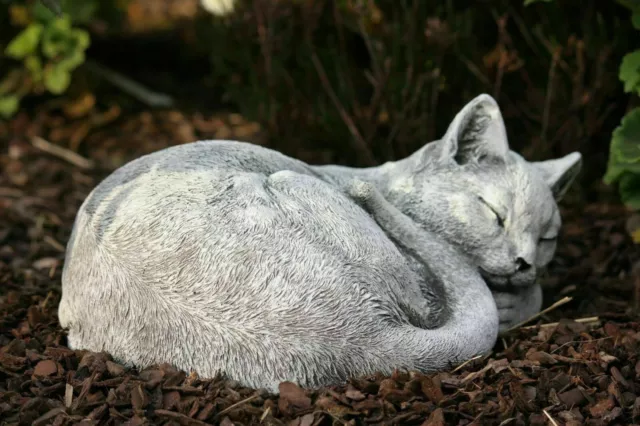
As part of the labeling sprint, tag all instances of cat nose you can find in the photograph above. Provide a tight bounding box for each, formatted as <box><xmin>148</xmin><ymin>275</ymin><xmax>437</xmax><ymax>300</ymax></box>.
<box><xmin>515</xmin><ymin>257</ymin><xmax>531</xmax><ymax>272</ymax></box>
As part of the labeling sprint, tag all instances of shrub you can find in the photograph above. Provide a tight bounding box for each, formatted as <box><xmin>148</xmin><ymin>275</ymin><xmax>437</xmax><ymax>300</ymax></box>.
<box><xmin>0</xmin><ymin>0</ymin><xmax>95</xmax><ymax>118</ymax></box>
<box><xmin>603</xmin><ymin>7</ymin><xmax>640</xmax><ymax>209</ymax></box>
<box><xmin>196</xmin><ymin>0</ymin><xmax>632</xmax><ymax>185</ymax></box>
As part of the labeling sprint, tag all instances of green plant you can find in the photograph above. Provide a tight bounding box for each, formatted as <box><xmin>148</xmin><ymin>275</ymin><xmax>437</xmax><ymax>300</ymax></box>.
<box><xmin>0</xmin><ymin>0</ymin><xmax>94</xmax><ymax>118</ymax></box>
<box><xmin>603</xmin><ymin>7</ymin><xmax>640</xmax><ymax>209</ymax></box>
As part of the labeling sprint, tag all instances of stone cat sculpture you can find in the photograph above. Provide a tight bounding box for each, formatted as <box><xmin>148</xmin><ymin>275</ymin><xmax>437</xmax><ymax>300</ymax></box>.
<box><xmin>59</xmin><ymin>94</ymin><xmax>581</xmax><ymax>392</ymax></box>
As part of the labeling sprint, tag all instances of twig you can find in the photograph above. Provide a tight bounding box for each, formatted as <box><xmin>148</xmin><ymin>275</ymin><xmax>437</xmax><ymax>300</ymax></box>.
<box><xmin>85</xmin><ymin>59</ymin><xmax>174</xmax><ymax>108</ymax></box>
<box><xmin>541</xmin><ymin>48</ymin><xmax>560</xmax><ymax>143</ymax></box>
<box><xmin>31</xmin><ymin>136</ymin><xmax>94</xmax><ymax>170</ymax></box>
<box><xmin>457</xmin><ymin>54</ymin><xmax>493</xmax><ymax>87</ymax></box>
<box><xmin>0</xmin><ymin>366</ymin><xmax>20</xmax><ymax>377</ymax></box>
<box><xmin>44</xmin><ymin>235</ymin><xmax>66</xmax><ymax>252</ymax></box>
<box><xmin>0</xmin><ymin>187</ymin><xmax>24</xmax><ymax>198</ymax></box>
<box><xmin>532</xmin><ymin>27</ymin><xmax>571</xmax><ymax>76</ymax></box>
<box><xmin>358</xmin><ymin>18</ymin><xmax>381</xmax><ymax>79</ymax></box>
<box><xmin>550</xmin><ymin>335</ymin><xmax>610</xmax><ymax>354</ymax></box>
<box><xmin>455</xmin><ymin>50</ymin><xmax>528</xmax><ymax>133</ymax></box>
<box><xmin>320</xmin><ymin>410</ymin><xmax>346</xmax><ymax>426</ymax></box>
<box><xmin>428</xmin><ymin>65</ymin><xmax>442</xmax><ymax>141</ymax></box>
<box><xmin>507</xmin><ymin>6</ymin><xmax>543</xmax><ymax>58</ymax></box>
<box><xmin>493</xmin><ymin>13</ymin><xmax>508</xmax><ymax>99</ymax></box>
<box><xmin>503</xmin><ymin>296</ymin><xmax>573</xmax><ymax>334</ymax></box>
<box><xmin>332</xmin><ymin>1</ymin><xmax>361</xmax><ymax>113</ymax></box>
<box><xmin>64</xmin><ymin>383</ymin><xmax>73</xmax><ymax>408</ymax></box>
<box><xmin>362</xmin><ymin>58</ymin><xmax>391</xmax><ymax>145</ymax></box>
<box><xmin>451</xmin><ymin>354</ymin><xmax>483</xmax><ymax>373</ymax></box>
<box><xmin>460</xmin><ymin>361</ymin><xmax>495</xmax><ymax>384</ymax></box>
<box><xmin>260</xmin><ymin>406</ymin><xmax>271</xmax><ymax>423</ymax></box>
<box><xmin>154</xmin><ymin>410</ymin><xmax>211</xmax><ymax>426</ymax></box>
<box><xmin>543</xmin><ymin>409</ymin><xmax>559</xmax><ymax>426</ymax></box>
<box><xmin>310</xmin><ymin>53</ymin><xmax>376</xmax><ymax>166</ymax></box>
<box><xmin>40</xmin><ymin>291</ymin><xmax>56</xmax><ymax>310</ymax></box>
<box><xmin>216</xmin><ymin>394</ymin><xmax>259</xmax><ymax>417</ymax></box>
<box><xmin>385</xmin><ymin>72</ymin><xmax>428</xmax><ymax>151</ymax></box>
<box><xmin>498</xmin><ymin>417</ymin><xmax>517</xmax><ymax>426</ymax></box>
<box><xmin>520</xmin><ymin>316</ymin><xmax>600</xmax><ymax>331</ymax></box>
<box><xmin>71</xmin><ymin>372</ymin><xmax>97</xmax><ymax>412</ymax></box>
<box><xmin>254</xmin><ymin>0</ymin><xmax>276</xmax><ymax>128</ymax></box>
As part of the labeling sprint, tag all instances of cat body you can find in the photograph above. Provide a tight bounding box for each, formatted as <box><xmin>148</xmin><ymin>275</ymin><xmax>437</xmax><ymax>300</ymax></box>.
<box><xmin>59</xmin><ymin>95</ymin><xmax>581</xmax><ymax>392</ymax></box>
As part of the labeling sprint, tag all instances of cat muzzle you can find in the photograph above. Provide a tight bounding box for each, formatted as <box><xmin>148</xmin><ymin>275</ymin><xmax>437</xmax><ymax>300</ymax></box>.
<box><xmin>479</xmin><ymin>267</ymin><xmax>537</xmax><ymax>291</ymax></box>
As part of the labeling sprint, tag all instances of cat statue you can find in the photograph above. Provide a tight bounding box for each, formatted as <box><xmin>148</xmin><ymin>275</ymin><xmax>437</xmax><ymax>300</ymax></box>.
<box><xmin>58</xmin><ymin>94</ymin><xmax>581</xmax><ymax>392</ymax></box>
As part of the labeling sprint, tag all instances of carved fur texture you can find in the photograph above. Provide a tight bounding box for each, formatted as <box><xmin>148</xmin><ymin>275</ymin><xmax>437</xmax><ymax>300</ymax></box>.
<box><xmin>59</xmin><ymin>94</ymin><xmax>581</xmax><ymax>393</ymax></box>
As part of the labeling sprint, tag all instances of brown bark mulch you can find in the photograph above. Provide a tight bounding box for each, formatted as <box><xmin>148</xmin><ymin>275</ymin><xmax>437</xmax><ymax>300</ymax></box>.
<box><xmin>1</xmin><ymin>106</ymin><xmax>639</xmax><ymax>425</ymax></box>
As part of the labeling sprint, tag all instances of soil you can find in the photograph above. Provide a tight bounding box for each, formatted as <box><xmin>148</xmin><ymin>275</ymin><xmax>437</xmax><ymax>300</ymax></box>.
<box><xmin>1</xmin><ymin>105</ymin><xmax>639</xmax><ymax>426</ymax></box>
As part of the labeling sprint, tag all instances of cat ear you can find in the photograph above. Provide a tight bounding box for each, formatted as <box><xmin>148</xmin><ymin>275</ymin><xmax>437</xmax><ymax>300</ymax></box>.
<box><xmin>438</xmin><ymin>94</ymin><xmax>510</xmax><ymax>165</ymax></box>
<box><xmin>532</xmin><ymin>152</ymin><xmax>582</xmax><ymax>201</ymax></box>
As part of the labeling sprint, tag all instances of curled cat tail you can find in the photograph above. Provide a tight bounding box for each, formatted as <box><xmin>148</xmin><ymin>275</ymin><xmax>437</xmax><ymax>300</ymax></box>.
<box><xmin>348</xmin><ymin>180</ymin><xmax>499</xmax><ymax>371</ymax></box>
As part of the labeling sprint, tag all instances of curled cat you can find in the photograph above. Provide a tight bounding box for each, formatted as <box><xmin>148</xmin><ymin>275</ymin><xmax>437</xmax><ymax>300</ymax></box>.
<box><xmin>59</xmin><ymin>94</ymin><xmax>581</xmax><ymax>392</ymax></box>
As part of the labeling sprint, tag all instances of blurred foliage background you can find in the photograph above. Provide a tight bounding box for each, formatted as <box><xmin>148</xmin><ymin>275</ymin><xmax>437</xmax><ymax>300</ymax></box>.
<box><xmin>1</xmin><ymin>0</ymin><xmax>639</xmax><ymax>205</ymax></box>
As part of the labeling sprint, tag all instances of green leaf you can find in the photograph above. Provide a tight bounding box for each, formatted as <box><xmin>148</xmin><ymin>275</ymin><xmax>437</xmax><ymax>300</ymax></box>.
<box><xmin>71</xmin><ymin>28</ymin><xmax>91</xmax><ymax>50</ymax></box>
<box><xmin>619</xmin><ymin>172</ymin><xmax>640</xmax><ymax>210</ymax></box>
<box><xmin>43</xmin><ymin>65</ymin><xmax>71</xmax><ymax>94</ymax></box>
<box><xmin>52</xmin><ymin>15</ymin><xmax>73</xmax><ymax>32</ymax></box>
<box><xmin>41</xmin><ymin>37</ymin><xmax>65</xmax><ymax>58</ymax></box>
<box><xmin>0</xmin><ymin>94</ymin><xmax>20</xmax><ymax>118</ymax></box>
<box><xmin>25</xmin><ymin>55</ymin><xmax>44</xmax><ymax>81</ymax></box>
<box><xmin>5</xmin><ymin>24</ymin><xmax>44</xmax><ymax>59</ymax></box>
<box><xmin>57</xmin><ymin>50</ymin><xmax>85</xmax><ymax>71</ymax></box>
<box><xmin>633</xmin><ymin>11</ymin><xmax>640</xmax><ymax>29</ymax></box>
<box><xmin>41</xmin><ymin>18</ymin><xmax>90</xmax><ymax>60</ymax></box>
<box><xmin>41</xmin><ymin>17</ymin><xmax>73</xmax><ymax>58</ymax></box>
<box><xmin>32</xmin><ymin>1</ymin><xmax>58</xmax><ymax>23</ymax></box>
<box><xmin>604</xmin><ymin>107</ymin><xmax>640</xmax><ymax>184</ymax></box>
<box><xmin>620</xmin><ymin>50</ymin><xmax>640</xmax><ymax>95</ymax></box>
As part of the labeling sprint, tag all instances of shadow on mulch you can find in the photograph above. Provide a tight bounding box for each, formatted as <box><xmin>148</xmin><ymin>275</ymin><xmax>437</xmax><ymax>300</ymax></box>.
<box><xmin>1</xmin><ymin>107</ymin><xmax>640</xmax><ymax>425</ymax></box>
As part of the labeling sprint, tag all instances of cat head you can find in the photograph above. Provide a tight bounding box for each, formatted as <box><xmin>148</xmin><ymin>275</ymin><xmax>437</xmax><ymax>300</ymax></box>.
<box><xmin>387</xmin><ymin>94</ymin><xmax>581</xmax><ymax>289</ymax></box>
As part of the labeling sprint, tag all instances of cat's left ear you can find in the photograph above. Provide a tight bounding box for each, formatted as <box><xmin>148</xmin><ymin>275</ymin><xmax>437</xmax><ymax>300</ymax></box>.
<box><xmin>532</xmin><ymin>152</ymin><xmax>582</xmax><ymax>201</ymax></box>
<box><xmin>438</xmin><ymin>94</ymin><xmax>510</xmax><ymax>166</ymax></box>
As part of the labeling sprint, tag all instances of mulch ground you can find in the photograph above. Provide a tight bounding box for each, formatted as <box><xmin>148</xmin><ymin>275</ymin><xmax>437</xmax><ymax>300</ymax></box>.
<box><xmin>1</xmin><ymin>105</ymin><xmax>640</xmax><ymax>426</ymax></box>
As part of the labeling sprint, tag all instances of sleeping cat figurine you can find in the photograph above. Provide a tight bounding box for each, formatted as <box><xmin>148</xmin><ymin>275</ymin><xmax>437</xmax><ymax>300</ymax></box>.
<box><xmin>58</xmin><ymin>94</ymin><xmax>581</xmax><ymax>392</ymax></box>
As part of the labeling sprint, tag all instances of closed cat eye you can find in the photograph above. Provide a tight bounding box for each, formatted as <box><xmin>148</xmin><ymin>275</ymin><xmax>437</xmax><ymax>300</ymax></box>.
<box><xmin>477</xmin><ymin>196</ymin><xmax>505</xmax><ymax>227</ymax></box>
<box><xmin>539</xmin><ymin>236</ymin><xmax>557</xmax><ymax>242</ymax></box>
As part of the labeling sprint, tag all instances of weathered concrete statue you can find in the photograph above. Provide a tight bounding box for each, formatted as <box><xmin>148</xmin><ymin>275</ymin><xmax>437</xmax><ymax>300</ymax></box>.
<box><xmin>59</xmin><ymin>94</ymin><xmax>581</xmax><ymax>392</ymax></box>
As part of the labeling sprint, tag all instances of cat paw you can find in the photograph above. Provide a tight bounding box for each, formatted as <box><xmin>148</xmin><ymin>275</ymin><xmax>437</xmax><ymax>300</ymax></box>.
<box><xmin>347</xmin><ymin>180</ymin><xmax>375</xmax><ymax>203</ymax></box>
<box><xmin>493</xmin><ymin>283</ymin><xmax>542</xmax><ymax>333</ymax></box>
<box><xmin>497</xmin><ymin>307</ymin><xmax>522</xmax><ymax>333</ymax></box>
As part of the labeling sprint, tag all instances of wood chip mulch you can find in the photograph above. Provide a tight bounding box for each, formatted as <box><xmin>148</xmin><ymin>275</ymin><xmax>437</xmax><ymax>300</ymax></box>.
<box><xmin>1</xmin><ymin>107</ymin><xmax>639</xmax><ymax>425</ymax></box>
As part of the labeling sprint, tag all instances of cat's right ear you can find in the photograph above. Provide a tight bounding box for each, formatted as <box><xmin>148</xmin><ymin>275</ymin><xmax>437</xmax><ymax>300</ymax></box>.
<box><xmin>437</xmin><ymin>94</ymin><xmax>510</xmax><ymax>166</ymax></box>
<box><xmin>532</xmin><ymin>152</ymin><xmax>582</xmax><ymax>201</ymax></box>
